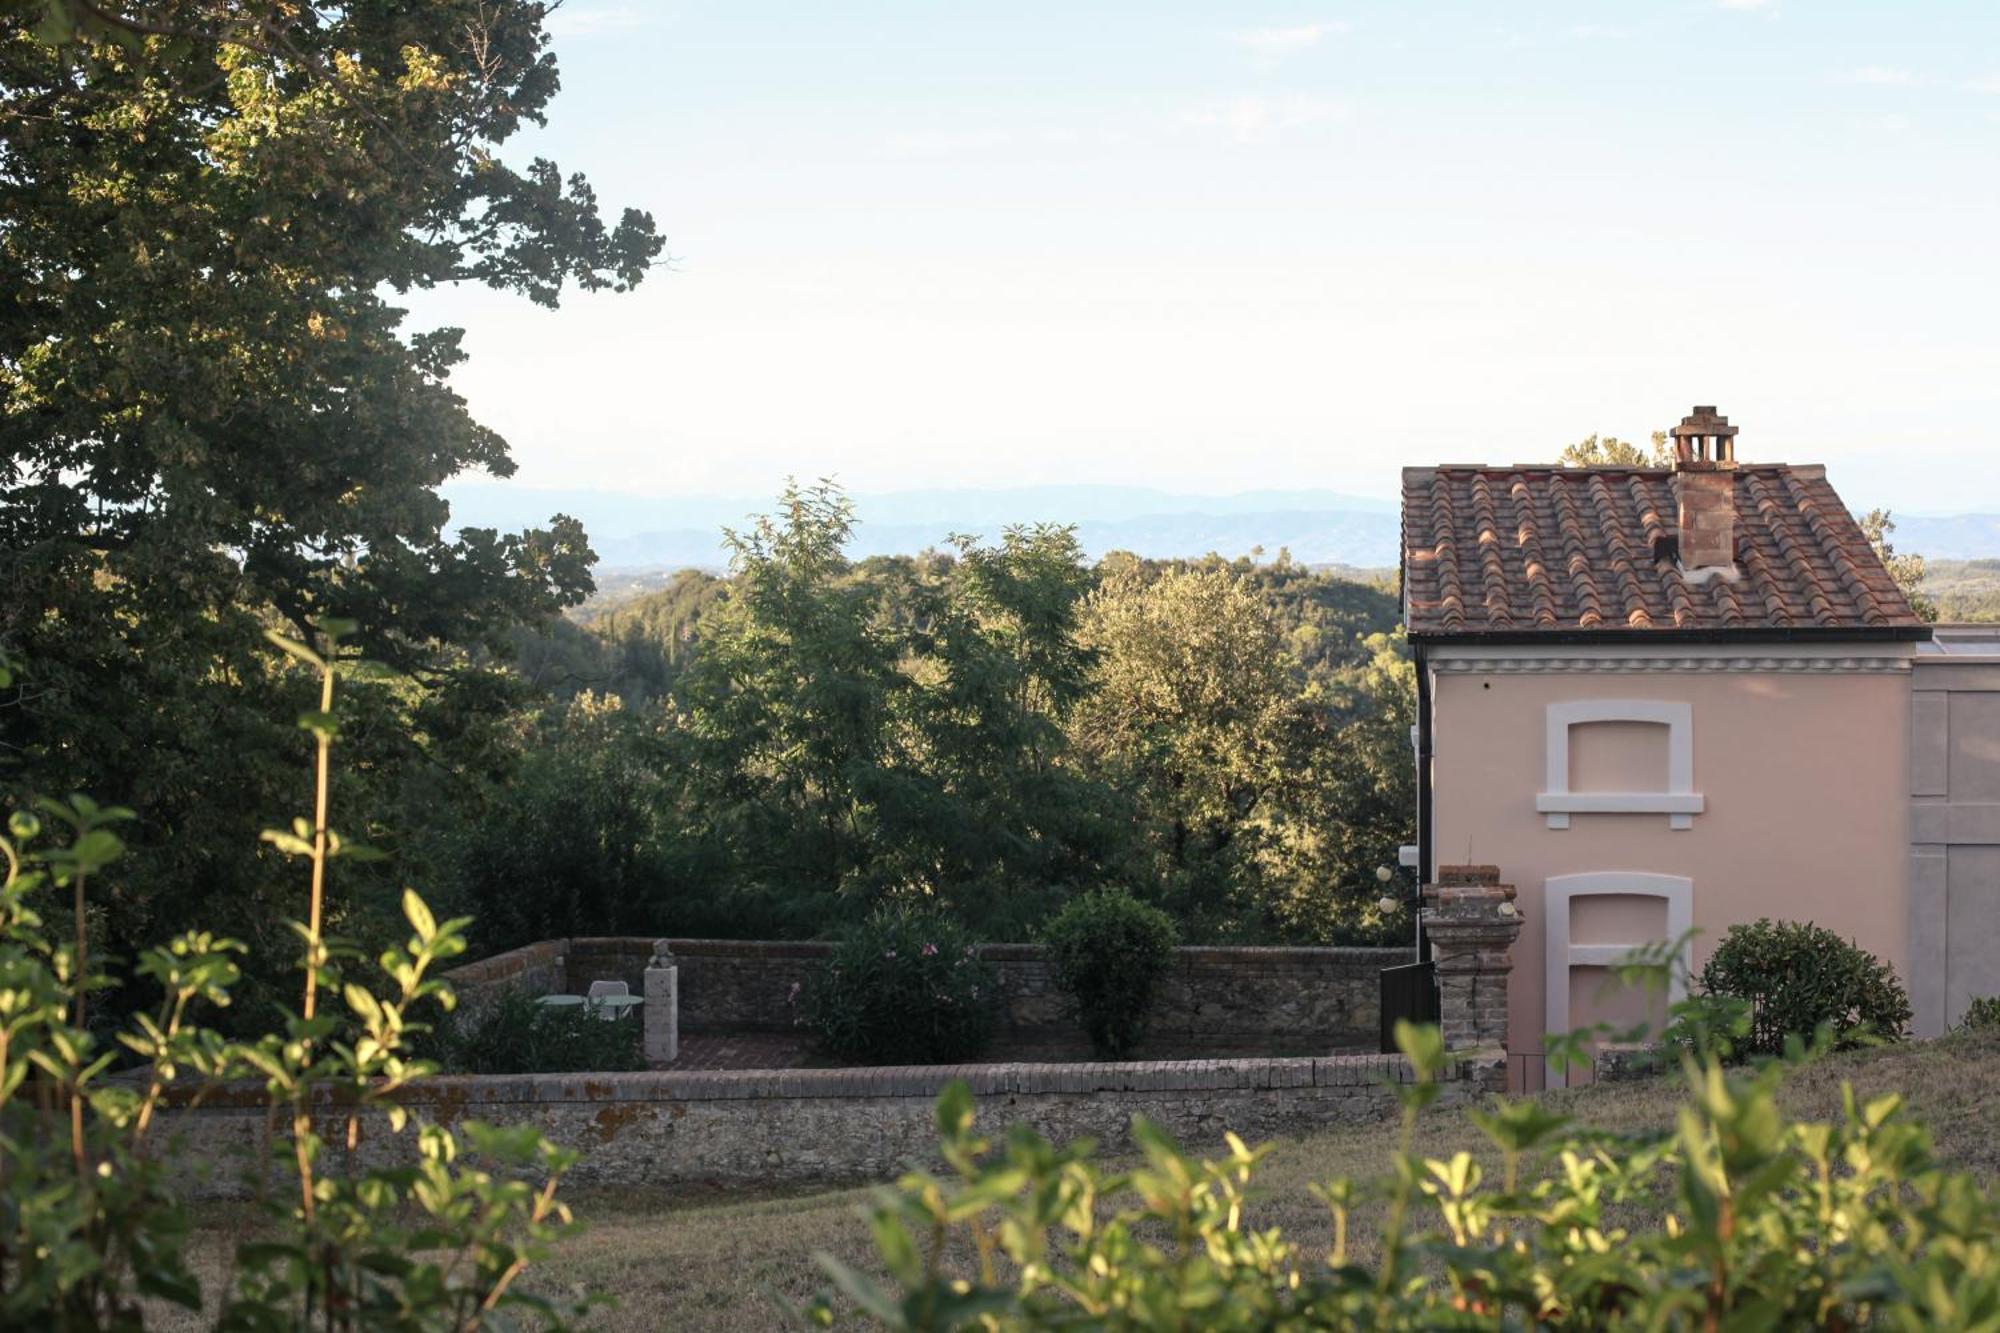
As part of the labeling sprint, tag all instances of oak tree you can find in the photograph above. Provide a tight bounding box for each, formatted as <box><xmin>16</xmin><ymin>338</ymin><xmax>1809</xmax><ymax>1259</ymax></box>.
<box><xmin>0</xmin><ymin>2</ymin><xmax>661</xmax><ymax>1008</ymax></box>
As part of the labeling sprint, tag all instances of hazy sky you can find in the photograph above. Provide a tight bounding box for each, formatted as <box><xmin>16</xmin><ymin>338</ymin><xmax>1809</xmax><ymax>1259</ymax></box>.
<box><xmin>407</xmin><ymin>1</ymin><xmax>2000</xmax><ymax>513</ymax></box>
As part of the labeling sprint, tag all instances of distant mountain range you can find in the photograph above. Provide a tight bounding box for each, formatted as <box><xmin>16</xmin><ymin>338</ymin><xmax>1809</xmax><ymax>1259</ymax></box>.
<box><xmin>443</xmin><ymin>483</ymin><xmax>1403</xmax><ymax>569</ymax></box>
<box><xmin>441</xmin><ymin>481</ymin><xmax>2000</xmax><ymax>572</ymax></box>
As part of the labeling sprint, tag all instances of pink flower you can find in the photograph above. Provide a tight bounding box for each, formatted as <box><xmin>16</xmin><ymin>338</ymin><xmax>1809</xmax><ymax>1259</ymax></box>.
<box><xmin>787</xmin><ymin>981</ymin><xmax>801</xmax><ymax>1005</ymax></box>
<box><xmin>883</xmin><ymin>948</ymin><xmax>897</xmax><ymax>960</ymax></box>
<box><xmin>921</xmin><ymin>942</ymin><xmax>939</xmax><ymax>957</ymax></box>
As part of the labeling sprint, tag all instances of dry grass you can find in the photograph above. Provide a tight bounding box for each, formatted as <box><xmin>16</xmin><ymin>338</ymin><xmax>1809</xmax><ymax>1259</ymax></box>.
<box><xmin>168</xmin><ymin>1033</ymin><xmax>2000</xmax><ymax>1331</ymax></box>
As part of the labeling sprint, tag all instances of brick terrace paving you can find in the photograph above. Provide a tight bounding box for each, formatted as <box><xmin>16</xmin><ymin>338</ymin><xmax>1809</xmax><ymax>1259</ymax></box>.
<box><xmin>660</xmin><ymin>1030</ymin><xmax>1373</xmax><ymax>1072</ymax></box>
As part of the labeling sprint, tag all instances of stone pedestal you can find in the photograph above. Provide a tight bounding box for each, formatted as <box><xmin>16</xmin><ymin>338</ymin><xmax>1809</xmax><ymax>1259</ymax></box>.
<box><xmin>1422</xmin><ymin>867</ymin><xmax>1523</xmax><ymax>1091</ymax></box>
<box><xmin>643</xmin><ymin>939</ymin><xmax>679</xmax><ymax>1066</ymax></box>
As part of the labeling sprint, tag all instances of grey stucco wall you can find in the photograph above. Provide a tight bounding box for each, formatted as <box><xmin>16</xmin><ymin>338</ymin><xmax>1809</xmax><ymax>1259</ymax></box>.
<box><xmin>1912</xmin><ymin>639</ymin><xmax>2000</xmax><ymax>1034</ymax></box>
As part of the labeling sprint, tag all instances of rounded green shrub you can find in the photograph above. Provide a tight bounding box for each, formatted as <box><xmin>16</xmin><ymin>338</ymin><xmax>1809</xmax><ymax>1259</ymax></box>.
<box><xmin>1957</xmin><ymin>995</ymin><xmax>2000</xmax><ymax>1034</ymax></box>
<box><xmin>1042</xmin><ymin>888</ymin><xmax>1180</xmax><ymax>1057</ymax></box>
<box><xmin>798</xmin><ymin>904</ymin><xmax>997</xmax><ymax>1064</ymax></box>
<box><xmin>1697</xmin><ymin>918</ymin><xmax>1911</xmax><ymax>1056</ymax></box>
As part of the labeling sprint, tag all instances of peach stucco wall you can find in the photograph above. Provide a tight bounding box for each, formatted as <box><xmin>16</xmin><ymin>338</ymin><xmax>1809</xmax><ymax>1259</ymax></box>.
<box><xmin>1428</xmin><ymin>665</ymin><xmax>1911</xmax><ymax>1071</ymax></box>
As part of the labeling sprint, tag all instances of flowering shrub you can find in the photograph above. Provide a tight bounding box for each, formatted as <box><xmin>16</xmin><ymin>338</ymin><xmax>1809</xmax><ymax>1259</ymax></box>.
<box><xmin>1040</xmin><ymin>888</ymin><xmax>1179</xmax><ymax>1057</ymax></box>
<box><xmin>797</xmin><ymin>904</ymin><xmax>997</xmax><ymax>1064</ymax></box>
<box><xmin>815</xmin><ymin>1018</ymin><xmax>2000</xmax><ymax>1330</ymax></box>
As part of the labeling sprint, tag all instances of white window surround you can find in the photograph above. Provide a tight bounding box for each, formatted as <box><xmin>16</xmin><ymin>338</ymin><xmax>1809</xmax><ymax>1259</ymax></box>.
<box><xmin>1544</xmin><ymin>871</ymin><xmax>1693</xmax><ymax>1040</ymax></box>
<box><xmin>1539</xmin><ymin>699</ymin><xmax>1703</xmax><ymax>830</ymax></box>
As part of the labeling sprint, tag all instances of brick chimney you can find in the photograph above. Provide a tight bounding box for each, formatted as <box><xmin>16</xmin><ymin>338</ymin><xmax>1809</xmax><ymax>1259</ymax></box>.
<box><xmin>1670</xmin><ymin>405</ymin><xmax>1738</xmax><ymax>572</ymax></box>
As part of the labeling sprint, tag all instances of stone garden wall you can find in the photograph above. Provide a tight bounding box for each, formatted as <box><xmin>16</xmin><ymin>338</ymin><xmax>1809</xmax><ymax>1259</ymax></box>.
<box><xmin>157</xmin><ymin>1050</ymin><xmax>1488</xmax><ymax>1194</ymax></box>
<box><xmin>157</xmin><ymin>878</ymin><xmax>1522</xmax><ymax>1193</ymax></box>
<box><xmin>452</xmin><ymin>936</ymin><xmax>1404</xmax><ymax>1047</ymax></box>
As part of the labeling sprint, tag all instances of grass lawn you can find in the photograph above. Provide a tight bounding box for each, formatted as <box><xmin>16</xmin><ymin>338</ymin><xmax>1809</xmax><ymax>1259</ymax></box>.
<box><xmin>171</xmin><ymin>1033</ymin><xmax>2000</xmax><ymax>1330</ymax></box>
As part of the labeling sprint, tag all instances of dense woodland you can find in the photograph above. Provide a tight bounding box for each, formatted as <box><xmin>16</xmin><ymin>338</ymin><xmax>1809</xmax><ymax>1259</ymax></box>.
<box><xmin>490</xmin><ymin>483</ymin><xmax>1414</xmax><ymax>953</ymax></box>
<box><xmin>4</xmin><ymin>459</ymin><xmax>1414</xmax><ymax>1030</ymax></box>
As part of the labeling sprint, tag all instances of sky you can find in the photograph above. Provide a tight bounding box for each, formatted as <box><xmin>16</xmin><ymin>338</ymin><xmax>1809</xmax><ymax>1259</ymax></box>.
<box><xmin>407</xmin><ymin>0</ymin><xmax>2000</xmax><ymax>514</ymax></box>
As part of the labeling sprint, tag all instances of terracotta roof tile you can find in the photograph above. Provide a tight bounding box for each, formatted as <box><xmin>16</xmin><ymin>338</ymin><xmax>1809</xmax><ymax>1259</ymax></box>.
<box><xmin>1400</xmin><ymin>464</ymin><xmax>1929</xmax><ymax>639</ymax></box>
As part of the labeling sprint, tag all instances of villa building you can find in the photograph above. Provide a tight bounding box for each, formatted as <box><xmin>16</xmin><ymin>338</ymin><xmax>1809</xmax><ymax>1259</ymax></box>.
<box><xmin>1400</xmin><ymin>407</ymin><xmax>1941</xmax><ymax>1083</ymax></box>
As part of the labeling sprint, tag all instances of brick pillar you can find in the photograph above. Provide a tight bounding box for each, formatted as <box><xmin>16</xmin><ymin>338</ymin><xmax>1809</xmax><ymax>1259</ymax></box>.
<box><xmin>1422</xmin><ymin>866</ymin><xmax>1523</xmax><ymax>1091</ymax></box>
<box><xmin>643</xmin><ymin>939</ymin><xmax>679</xmax><ymax>1066</ymax></box>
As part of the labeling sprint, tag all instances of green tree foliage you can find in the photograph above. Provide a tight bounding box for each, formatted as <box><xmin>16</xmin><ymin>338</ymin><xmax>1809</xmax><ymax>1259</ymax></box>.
<box><xmin>1070</xmin><ymin>564</ymin><xmax>1299</xmax><ymax>930</ymax></box>
<box><xmin>818</xmin><ymin>1020</ymin><xmax>2000</xmax><ymax>1331</ymax></box>
<box><xmin>508</xmin><ymin>569</ymin><xmax>731</xmax><ymax>704</ymax></box>
<box><xmin>1070</xmin><ymin>563</ymin><xmax>1412</xmax><ymax>941</ymax></box>
<box><xmin>443</xmin><ymin>692</ymin><xmax>680</xmax><ymax>946</ymax></box>
<box><xmin>1256</xmin><ymin>631</ymin><xmax>1416</xmax><ymax>945</ymax></box>
<box><xmin>428</xmin><ymin>485</ymin><xmax>1414</xmax><ymax>953</ymax></box>
<box><xmin>665</xmin><ymin>482</ymin><xmax>1124</xmax><ymax>937</ymax></box>
<box><xmin>679</xmin><ymin>482</ymin><xmax>911</xmax><ymax>901</ymax></box>
<box><xmin>1557</xmin><ymin>430</ymin><xmax>1674</xmax><ymax>466</ymax></box>
<box><xmin>0</xmin><ymin>3</ymin><xmax>660</xmax><ymax>1008</ymax></box>
<box><xmin>1859</xmin><ymin>508</ymin><xmax>1939</xmax><ymax>622</ymax></box>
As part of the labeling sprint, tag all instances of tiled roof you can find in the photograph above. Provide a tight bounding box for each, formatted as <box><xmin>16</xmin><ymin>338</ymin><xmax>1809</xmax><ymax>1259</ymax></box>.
<box><xmin>1401</xmin><ymin>464</ymin><xmax>1929</xmax><ymax>639</ymax></box>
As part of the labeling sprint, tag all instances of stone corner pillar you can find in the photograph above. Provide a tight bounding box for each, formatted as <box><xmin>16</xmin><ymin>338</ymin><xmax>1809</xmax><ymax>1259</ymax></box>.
<box><xmin>643</xmin><ymin>938</ymin><xmax>679</xmax><ymax>1066</ymax></box>
<box><xmin>1422</xmin><ymin>866</ymin><xmax>1523</xmax><ymax>1091</ymax></box>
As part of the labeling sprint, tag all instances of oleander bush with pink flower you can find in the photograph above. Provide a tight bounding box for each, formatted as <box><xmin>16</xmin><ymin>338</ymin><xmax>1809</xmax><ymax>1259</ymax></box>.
<box><xmin>796</xmin><ymin>904</ymin><xmax>997</xmax><ymax>1064</ymax></box>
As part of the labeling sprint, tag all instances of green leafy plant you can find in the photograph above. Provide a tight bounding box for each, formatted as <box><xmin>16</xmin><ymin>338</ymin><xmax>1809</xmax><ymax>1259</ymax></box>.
<box><xmin>0</xmin><ymin>624</ymin><xmax>590</xmax><ymax>1329</ymax></box>
<box><xmin>1958</xmin><ymin>995</ymin><xmax>2000</xmax><ymax>1034</ymax></box>
<box><xmin>429</xmin><ymin>987</ymin><xmax>646</xmax><ymax>1075</ymax></box>
<box><xmin>1697</xmin><ymin>917</ymin><xmax>1911</xmax><ymax>1057</ymax></box>
<box><xmin>797</xmin><ymin>904</ymin><xmax>997</xmax><ymax>1065</ymax></box>
<box><xmin>0</xmin><ymin>800</ymin><xmax>235</xmax><ymax>1326</ymax></box>
<box><xmin>1040</xmin><ymin>888</ymin><xmax>1180</xmax><ymax>1057</ymax></box>
<box><xmin>815</xmin><ymin>1020</ymin><xmax>2000</xmax><ymax>1330</ymax></box>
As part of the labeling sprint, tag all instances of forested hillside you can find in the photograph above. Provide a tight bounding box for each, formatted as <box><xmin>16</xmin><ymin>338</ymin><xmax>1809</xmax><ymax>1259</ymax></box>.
<box><xmin>1924</xmin><ymin>560</ymin><xmax>2000</xmax><ymax>623</ymax></box>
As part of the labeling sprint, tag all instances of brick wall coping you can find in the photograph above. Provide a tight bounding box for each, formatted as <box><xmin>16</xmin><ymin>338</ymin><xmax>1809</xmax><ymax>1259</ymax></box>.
<box><xmin>517</xmin><ymin>937</ymin><xmax>1409</xmax><ymax>966</ymax></box>
<box><xmin>170</xmin><ymin>1052</ymin><xmax>1447</xmax><ymax>1111</ymax></box>
<box><xmin>445</xmin><ymin>939</ymin><xmax>565</xmax><ymax>985</ymax></box>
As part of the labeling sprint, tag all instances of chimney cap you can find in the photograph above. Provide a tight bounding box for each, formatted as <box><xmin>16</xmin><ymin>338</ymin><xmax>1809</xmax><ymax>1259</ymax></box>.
<box><xmin>1670</xmin><ymin>404</ymin><xmax>1738</xmax><ymax>467</ymax></box>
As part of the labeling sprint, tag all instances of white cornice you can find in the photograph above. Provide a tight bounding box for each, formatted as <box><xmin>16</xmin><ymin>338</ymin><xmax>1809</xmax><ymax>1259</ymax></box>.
<box><xmin>1429</xmin><ymin>643</ymin><xmax>1914</xmax><ymax>675</ymax></box>
<box><xmin>1432</xmin><ymin>656</ymin><xmax>1910</xmax><ymax>674</ymax></box>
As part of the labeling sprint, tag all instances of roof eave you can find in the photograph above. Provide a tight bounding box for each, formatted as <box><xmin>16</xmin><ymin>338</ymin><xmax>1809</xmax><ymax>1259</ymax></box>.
<box><xmin>1406</xmin><ymin>624</ymin><xmax>1935</xmax><ymax>647</ymax></box>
